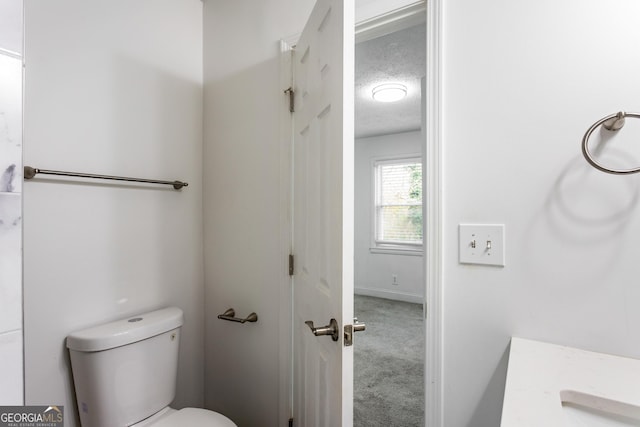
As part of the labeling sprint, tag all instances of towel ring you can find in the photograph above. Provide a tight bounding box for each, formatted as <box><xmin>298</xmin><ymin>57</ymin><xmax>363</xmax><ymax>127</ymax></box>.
<box><xmin>582</xmin><ymin>111</ymin><xmax>640</xmax><ymax>175</ymax></box>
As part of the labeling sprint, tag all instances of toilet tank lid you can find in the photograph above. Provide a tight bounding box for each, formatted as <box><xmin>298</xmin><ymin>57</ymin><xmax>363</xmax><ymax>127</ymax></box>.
<box><xmin>66</xmin><ymin>307</ymin><xmax>184</xmax><ymax>352</ymax></box>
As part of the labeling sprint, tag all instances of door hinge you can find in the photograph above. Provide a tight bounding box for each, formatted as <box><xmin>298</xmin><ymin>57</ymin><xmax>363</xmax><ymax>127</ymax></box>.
<box><xmin>284</xmin><ymin>87</ymin><xmax>294</xmax><ymax>113</ymax></box>
<box><xmin>289</xmin><ymin>254</ymin><xmax>294</xmax><ymax>276</ymax></box>
<box><xmin>289</xmin><ymin>417</ymin><xmax>294</xmax><ymax>427</ymax></box>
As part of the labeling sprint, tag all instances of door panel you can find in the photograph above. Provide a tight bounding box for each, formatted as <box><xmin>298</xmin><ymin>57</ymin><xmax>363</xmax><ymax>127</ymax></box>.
<box><xmin>292</xmin><ymin>0</ymin><xmax>354</xmax><ymax>426</ymax></box>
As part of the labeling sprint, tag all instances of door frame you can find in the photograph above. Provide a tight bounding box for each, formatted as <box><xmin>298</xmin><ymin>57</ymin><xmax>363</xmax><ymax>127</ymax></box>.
<box><xmin>424</xmin><ymin>0</ymin><xmax>443</xmax><ymax>425</ymax></box>
<box><xmin>278</xmin><ymin>1</ymin><xmax>443</xmax><ymax>425</ymax></box>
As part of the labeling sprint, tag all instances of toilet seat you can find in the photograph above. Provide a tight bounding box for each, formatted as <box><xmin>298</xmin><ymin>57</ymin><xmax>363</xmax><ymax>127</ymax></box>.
<box><xmin>150</xmin><ymin>408</ymin><xmax>237</xmax><ymax>427</ymax></box>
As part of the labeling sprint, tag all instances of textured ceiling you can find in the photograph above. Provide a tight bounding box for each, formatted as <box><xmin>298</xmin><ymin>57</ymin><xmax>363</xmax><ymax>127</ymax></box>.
<box><xmin>355</xmin><ymin>23</ymin><xmax>426</xmax><ymax>139</ymax></box>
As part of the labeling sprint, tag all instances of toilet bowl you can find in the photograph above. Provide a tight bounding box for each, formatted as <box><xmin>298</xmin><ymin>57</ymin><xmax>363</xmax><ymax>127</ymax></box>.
<box><xmin>131</xmin><ymin>407</ymin><xmax>236</xmax><ymax>427</ymax></box>
<box><xmin>66</xmin><ymin>307</ymin><xmax>237</xmax><ymax>427</ymax></box>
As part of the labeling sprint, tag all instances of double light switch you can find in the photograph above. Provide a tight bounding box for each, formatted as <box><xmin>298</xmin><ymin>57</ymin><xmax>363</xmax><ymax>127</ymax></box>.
<box><xmin>459</xmin><ymin>224</ymin><xmax>505</xmax><ymax>267</ymax></box>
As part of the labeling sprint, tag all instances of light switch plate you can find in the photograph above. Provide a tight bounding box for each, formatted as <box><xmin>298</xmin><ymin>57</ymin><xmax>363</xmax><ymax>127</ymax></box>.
<box><xmin>459</xmin><ymin>224</ymin><xmax>505</xmax><ymax>266</ymax></box>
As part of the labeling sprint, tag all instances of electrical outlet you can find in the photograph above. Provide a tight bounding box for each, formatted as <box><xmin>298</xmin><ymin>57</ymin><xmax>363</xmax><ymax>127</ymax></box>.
<box><xmin>459</xmin><ymin>224</ymin><xmax>505</xmax><ymax>266</ymax></box>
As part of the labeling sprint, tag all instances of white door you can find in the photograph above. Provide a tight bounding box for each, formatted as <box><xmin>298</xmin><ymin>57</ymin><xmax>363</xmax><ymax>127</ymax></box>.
<box><xmin>292</xmin><ymin>0</ymin><xmax>355</xmax><ymax>426</ymax></box>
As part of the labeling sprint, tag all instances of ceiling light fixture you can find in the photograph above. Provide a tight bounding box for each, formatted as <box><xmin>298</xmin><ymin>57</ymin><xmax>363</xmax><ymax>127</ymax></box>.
<box><xmin>372</xmin><ymin>83</ymin><xmax>407</xmax><ymax>103</ymax></box>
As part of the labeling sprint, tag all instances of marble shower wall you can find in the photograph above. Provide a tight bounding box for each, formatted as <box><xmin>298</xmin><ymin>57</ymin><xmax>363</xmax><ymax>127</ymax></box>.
<box><xmin>0</xmin><ymin>0</ymin><xmax>23</xmax><ymax>405</ymax></box>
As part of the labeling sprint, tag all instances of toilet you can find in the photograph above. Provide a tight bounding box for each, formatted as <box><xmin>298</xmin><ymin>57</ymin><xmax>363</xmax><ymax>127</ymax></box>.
<box><xmin>66</xmin><ymin>307</ymin><xmax>236</xmax><ymax>427</ymax></box>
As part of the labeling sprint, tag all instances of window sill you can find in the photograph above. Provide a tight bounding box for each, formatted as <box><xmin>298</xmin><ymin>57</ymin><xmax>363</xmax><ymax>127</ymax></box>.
<box><xmin>369</xmin><ymin>247</ymin><xmax>424</xmax><ymax>256</ymax></box>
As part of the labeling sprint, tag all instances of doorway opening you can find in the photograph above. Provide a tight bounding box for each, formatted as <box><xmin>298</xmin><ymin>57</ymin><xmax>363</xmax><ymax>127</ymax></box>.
<box><xmin>353</xmin><ymin>11</ymin><xmax>426</xmax><ymax>427</ymax></box>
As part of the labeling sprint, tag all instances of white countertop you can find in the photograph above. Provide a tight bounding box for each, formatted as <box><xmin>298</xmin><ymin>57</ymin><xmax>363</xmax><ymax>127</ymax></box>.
<box><xmin>501</xmin><ymin>338</ymin><xmax>640</xmax><ymax>426</ymax></box>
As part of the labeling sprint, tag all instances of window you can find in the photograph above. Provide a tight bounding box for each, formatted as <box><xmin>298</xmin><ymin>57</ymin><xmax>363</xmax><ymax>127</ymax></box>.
<box><xmin>373</xmin><ymin>157</ymin><xmax>423</xmax><ymax>252</ymax></box>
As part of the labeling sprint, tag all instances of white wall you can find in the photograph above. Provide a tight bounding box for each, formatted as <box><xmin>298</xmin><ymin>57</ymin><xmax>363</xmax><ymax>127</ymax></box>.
<box><xmin>202</xmin><ymin>1</ymin><xmax>314</xmax><ymax>425</ymax></box>
<box><xmin>0</xmin><ymin>0</ymin><xmax>23</xmax><ymax>406</ymax></box>
<box><xmin>355</xmin><ymin>131</ymin><xmax>423</xmax><ymax>303</ymax></box>
<box><xmin>23</xmin><ymin>1</ymin><xmax>203</xmax><ymax>425</ymax></box>
<box><xmin>442</xmin><ymin>0</ymin><xmax>640</xmax><ymax>425</ymax></box>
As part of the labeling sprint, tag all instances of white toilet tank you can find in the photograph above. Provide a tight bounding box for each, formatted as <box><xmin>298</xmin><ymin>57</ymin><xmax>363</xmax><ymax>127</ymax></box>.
<box><xmin>66</xmin><ymin>307</ymin><xmax>184</xmax><ymax>427</ymax></box>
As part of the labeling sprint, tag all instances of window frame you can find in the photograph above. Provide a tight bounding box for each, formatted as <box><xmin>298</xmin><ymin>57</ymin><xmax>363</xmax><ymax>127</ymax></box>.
<box><xmin>370</xmin><ymin>154</ymin><xmax>424</xmax><ymax>256</ymax></box>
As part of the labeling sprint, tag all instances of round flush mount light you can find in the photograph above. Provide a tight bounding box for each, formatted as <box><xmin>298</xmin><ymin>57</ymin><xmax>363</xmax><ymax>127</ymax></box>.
<box><xmin>372</xmin><ymin>83</ymin><xmax>407</xmax><ymax>103</ymax></box>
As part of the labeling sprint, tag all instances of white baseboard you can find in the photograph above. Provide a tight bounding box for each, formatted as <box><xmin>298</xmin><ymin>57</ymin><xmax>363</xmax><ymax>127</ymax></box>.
<box><xmin>354</xmin><ymin>287</ymin><xmax>424</xmax><ymax>304</ymax></box>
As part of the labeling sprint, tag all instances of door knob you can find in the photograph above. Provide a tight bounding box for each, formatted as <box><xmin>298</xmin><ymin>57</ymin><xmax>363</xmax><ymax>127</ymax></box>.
<box><xmin>305</xmin><ymin>318</ymin><xmax>339</xmax><ymax>341</ymax></box>
<box><xmin>344</xmin><ymin>318</ymin><xmax>366</xmax><ymax>347</ymax></box>
<box><xmin>353</xmin><ymin>317</ymin><xmax>366</xmax><ymax>333</ymax></box>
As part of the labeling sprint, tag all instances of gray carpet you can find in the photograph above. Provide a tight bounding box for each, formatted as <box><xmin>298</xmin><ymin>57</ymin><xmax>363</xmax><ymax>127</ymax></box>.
<box><xmin>354</xmin><ymin>295</ymin><xmax>425</xmax><ymax>427</ymax></box>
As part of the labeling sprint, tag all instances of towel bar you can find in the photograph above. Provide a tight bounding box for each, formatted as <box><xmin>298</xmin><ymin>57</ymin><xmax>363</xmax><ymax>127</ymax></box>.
<box><xmin>24</xmin><ymin>166</ymin><xmax>188</xmax><ymax>190</ymax></box>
